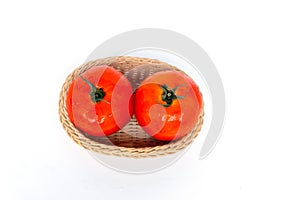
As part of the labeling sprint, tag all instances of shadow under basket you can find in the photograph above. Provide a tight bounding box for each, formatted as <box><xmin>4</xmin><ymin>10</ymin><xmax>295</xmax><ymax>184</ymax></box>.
<box><xmin>59</xmin><ymin>56</ymin><xmax>204</xmax><ymax>158</ymax></box>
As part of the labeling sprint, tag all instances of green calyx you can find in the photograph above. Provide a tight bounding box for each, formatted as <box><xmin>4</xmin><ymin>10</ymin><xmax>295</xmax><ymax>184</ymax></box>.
<box><xmin>80</xmin><ymin>75</ymin><xmax>108</xmax><ymax>104</ymax></box>
<box><xmin>159</xmin><ymin>84</ymin><xmax>187</xmax><ymax>107</ymax></box>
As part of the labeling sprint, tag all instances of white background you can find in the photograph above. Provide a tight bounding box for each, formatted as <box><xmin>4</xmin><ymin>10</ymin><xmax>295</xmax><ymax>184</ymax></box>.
<box><xmin>1</xmin><ymin>0</ymin><xmax>300</xmax><ymax>199</ymax></box>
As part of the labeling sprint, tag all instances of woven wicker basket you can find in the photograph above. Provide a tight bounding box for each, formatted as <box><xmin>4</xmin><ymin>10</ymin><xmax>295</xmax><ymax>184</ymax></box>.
<box><xmin>59</xmin><ymin>56</ymin><xmax>204</xmax><ymax>158</ymax></box>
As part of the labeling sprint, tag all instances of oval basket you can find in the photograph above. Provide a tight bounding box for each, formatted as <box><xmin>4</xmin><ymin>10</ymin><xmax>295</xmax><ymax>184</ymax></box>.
<box><xmin>59</xmin><ymin>56</ymin><xmax>204</xmax><ymax>158</ymax></box>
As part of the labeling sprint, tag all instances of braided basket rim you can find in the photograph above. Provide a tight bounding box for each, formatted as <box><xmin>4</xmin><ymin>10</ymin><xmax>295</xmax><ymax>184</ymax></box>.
<box><xmin>58</xmin><ymin>56</ymin><xmax>204</xmax><ymax>158</ymax></box>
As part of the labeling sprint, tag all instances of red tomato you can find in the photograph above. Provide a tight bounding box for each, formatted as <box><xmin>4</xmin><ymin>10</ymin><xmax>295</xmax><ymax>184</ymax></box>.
<box><xmin>134</xmin><ymin>71</ymin><xmax>203</xmax><ymax>141</ymax></box>
<box><xmin>66</xmin><ymin>66</ymin><xmax>134</xmax><ymax>137</ymax></box>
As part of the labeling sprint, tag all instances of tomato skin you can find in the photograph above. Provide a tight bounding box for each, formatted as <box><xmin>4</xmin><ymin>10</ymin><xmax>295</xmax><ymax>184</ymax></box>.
<box><xmin>134</xmin><ymin>71</ymin><xmax>203</xmax><ymax>141</ymax></box>
<box><xmin>66</xmin><ymin>66</ymin><xmax>134</xmax><ymax>137</ymax></box>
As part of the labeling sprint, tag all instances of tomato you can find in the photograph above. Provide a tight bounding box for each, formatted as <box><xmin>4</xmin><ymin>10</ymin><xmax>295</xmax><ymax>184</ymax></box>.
<box><xmin>66</xmin><ymin>66</ymin><xmax>134</xmax><ymax>137</ymax></box>
<box><xmin>134</xmin><ymin>71</ymin><xmax>203</xmax><ymax>141</ymax></box>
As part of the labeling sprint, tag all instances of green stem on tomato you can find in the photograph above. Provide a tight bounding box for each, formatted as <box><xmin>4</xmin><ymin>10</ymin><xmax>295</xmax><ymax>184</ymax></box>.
<box><xmin>159</xmin><ymin>84</ymin><xmax>187</xmax><ymax>107</ymax></box>
<box><xmin>79</xmin><ymin>75</ymin><xmax>108</xmax><ymax>104</ymax></box>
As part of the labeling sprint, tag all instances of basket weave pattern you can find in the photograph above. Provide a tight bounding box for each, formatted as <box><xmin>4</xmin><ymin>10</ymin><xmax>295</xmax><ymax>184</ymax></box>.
<box><xmin>59</xmin><ymin>56</ymin><xmax>204</xmax><ymax>158</ymax></box>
